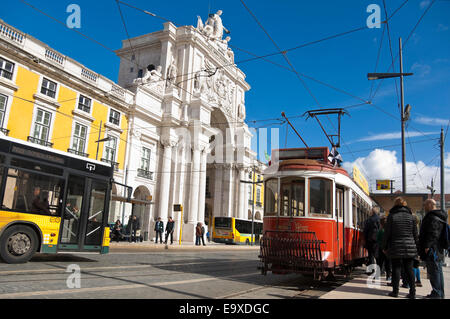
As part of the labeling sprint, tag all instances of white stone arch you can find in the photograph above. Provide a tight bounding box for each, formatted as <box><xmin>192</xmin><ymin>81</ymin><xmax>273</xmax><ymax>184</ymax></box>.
<box><xmin>132</xmin><ymin>185</ymin><xmax>152</xmax><ymax>241</ymax></box>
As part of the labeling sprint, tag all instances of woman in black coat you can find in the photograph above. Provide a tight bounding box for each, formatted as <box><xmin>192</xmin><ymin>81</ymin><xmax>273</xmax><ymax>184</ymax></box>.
<box><xmin>382</xmin><ymin>197</ymin><xmax>419</xmax><ymax>298</ymax></box>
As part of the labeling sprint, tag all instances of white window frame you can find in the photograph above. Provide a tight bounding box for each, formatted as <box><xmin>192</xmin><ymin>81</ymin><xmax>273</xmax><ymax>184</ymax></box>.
<box><xmin>108</xmin><ymin>108</ymin><xmax>121</xmax><ymax>127</ymax></box>
<box><xmin>0</xmin><ymin>92</ymin><xmax>12</xmax><ymax>130</ymax></box>
<box><xmin>30</xmin><ymin>106</ymin><xmax>55</xmax><ymax>144</ymax></box>
<box><xmin>77</xmin><ymin>94</ymin><xmax>92</xmax><ymax>114</ymax></box>
<box><xmin>70</xmin><ymin>121</ymin><xmax>89</xmax><ymax>155</ymax></box>
<box><xmin>0</xmin><ymin>56</ymin><xmax>15</xmax><ymax>81</ymax></box>
<box><xmin>102</xmin><ymin>133</ymin><xmax>119</xmax><ymax>163</ymax></box>
<box><xmin>40</xmin><ymin>77</ymin><xmax>58</xmax><ymax>99</ymax></box>
<box><xmin>140</xmin><ymin>146</ymin><xmax>151</xmax><ymax>171</ymax></box>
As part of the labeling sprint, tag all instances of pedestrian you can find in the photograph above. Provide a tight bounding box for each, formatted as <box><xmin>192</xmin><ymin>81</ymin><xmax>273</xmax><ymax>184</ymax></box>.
<box><xmin>201</xmin><ymin>223</ymin><xmax>206</xmax><ymax>246</ymax></box>
<box><xmin>195</xmin><ymin>222</ymin><xmax>202</xmax><ymax>246</ymax></box>
<box><xmin>154</xmin><ymin>217</ymin><xmax>164</xmax><ymax>243</ymax></box>
<box><xmin>376</xmin><ymin>215</ymin><xmax>392</xmax><ymax>283</ymax></box>
<box><xmin>112</xmin><ymin>219</ymin><xmax>123</xmax><ymax>242</ymax></box>
<box><xmin>364</xmin><ymin>206</ymin><xmax>381</xmax><ymax>274</ymax></box>
<box><xmin>129</xmin><ymin>215</ymin><xmax>140</xmax><ymax>243</ymax></box>
<box><xmin>413</xmin><ymin>214</ymin><xmax>422</xmax><ymax>287</ymax></box>
<box><xmin>165</xmin><ymin>216</ymin><xmax>175</xmax><ymax>245</ymax></box>
<box><xmin>382</xmin><ymin>197</ymin><xmax>418</xmax><ymax>299</ymax></box>
<box><xmin>418</xmin><ymin>199</ymin><xmax>447</xmax><ymax>299</ymax></box>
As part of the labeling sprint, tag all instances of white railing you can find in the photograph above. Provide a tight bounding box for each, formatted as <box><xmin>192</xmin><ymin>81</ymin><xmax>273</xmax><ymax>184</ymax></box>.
<box><xmin>81</xmin><ymin>68</ymin><xmax>98</xmax><ymax>82</ymax></box>
<box><xmin>0</xmin><ymin>21</ymin><xmax>25</xmax><ymax>44</ymax></box>
<box><xmin>45</xmin><ymin>48</ymin><xmax>65</xmax><ymax>65</ymax></box>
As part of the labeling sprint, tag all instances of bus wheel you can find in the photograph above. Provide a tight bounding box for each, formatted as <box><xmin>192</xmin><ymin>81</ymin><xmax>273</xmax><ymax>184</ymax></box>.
<box><xmin>0</xmin><ymin>225</ymin><xmax>38</xmax><ymax>264</ymax></box>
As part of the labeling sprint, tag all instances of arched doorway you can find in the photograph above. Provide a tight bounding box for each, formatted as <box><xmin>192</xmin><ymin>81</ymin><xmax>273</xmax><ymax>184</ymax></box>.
<box><xmin>133</xmin><ymin>186</ymin><xmax>152</xmax><ymax>241</ymax></box>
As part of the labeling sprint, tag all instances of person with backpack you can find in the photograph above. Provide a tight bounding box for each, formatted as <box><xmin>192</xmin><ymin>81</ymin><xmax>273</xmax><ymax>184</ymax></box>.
<box><xmin>364</xmin><ymin>206</ymin><xmax>381</xmax><ymax>274</ymax></box>
<box><xmin>419</xmin><ymin>199</ymin><xmax>448</xmax><ymax>299</ymax></box>
<box><xmin>382</xmin><ymin>197</ymin><xmax>418</xmax><ymax>299</ymax></box>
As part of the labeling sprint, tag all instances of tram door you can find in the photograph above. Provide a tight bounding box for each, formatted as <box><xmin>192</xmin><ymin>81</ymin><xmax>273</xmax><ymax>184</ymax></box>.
<box><xmin>336</xmin><ymin>187</ymin><xmax>345</xmax><ymax>265</ymax></box>
<box><xmin>59</xmin><ymin>175</ymin><xmax>109</xmax><ymax>251</ymax></box>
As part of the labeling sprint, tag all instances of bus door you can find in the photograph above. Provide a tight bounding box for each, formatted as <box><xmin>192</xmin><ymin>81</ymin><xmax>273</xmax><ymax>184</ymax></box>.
<box><xmin>59</xmin><ymin>175</ymin><xmax>109</xmax><ymax>251</ymax></box>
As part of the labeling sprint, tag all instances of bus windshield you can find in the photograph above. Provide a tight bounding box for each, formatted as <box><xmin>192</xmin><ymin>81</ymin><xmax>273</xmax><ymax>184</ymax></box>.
<box><xmin>214</xmin><ymin>217</ymin><xmax>232</xmax><ymax>229</ymax></box>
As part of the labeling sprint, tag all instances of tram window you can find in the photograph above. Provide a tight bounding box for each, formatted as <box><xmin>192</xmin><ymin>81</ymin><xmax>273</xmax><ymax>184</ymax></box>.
<box><xmin>2</xmin><ymin>168</ymin><xmax>63</xmax><ymax>216</ymax></box>
<box><xmin>0</xmin><ymin>154</ymin><xmax>4</xmax><ymax>189</ymax></box>
<box><xmin>336</xmin><ymin>188</ymin><xmax>344</xmax><ymax>219</ymax></box>
<box><xmin>280</xmin><ymin>183</ymin><xmax>290</xmax><ymax>217</ymax></box>
<box><xmin>264</xmin><ymin>179</ymin><xmax>278</xmax><ymax>217</ymax></box>
<box><xmin>352</xmin><ymin>192</ymin><xmax>357</xmax><ymax>227</ymax></box>
<box><xmin>11</xmin><ymin>158</ymin><xmax>63</xmax><ymax>176</ymax></box>
<box><xmin>309</xmin><ymin>178</ymin><xmax>332</xmax><ymax>217</ymax></box>
<box><xmin>291</xmin><ymin>181</ymin><xmax>305</xmax><ymax>217</ymax></box>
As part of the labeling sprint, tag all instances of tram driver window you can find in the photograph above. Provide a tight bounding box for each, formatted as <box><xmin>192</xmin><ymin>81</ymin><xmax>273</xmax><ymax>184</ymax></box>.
<box><xmin>309</xmin><ymin>178</ymin><xmax>332</xmax><ymax>217</ymax></box>
<box><xmin>264</xmin><ymin>179</ymin><xmax>278</xmax><ymax>217</ymax></box>
<box><xmin>2</xmin><ymin>168</ymin><xmax>63</xmax><ymax>216</ymax></box>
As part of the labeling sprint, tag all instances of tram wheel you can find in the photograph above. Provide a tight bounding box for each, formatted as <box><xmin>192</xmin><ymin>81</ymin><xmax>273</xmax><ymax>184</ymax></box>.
<box><xmin>0</xmin><ymin>225</ymin><xmax>39</xmax><ymax>264</ymax></box>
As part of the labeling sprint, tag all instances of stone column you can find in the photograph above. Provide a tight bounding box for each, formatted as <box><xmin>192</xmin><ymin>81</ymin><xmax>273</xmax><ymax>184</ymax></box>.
<box><xmin>213</xmin><ymin>164</ymin><xmax>223</xmax><ymax>217</ymax></box>
<box><xmin>188</xmin><ymin>145</ymin><xmax>201</xmax><ymax>224</ymax></box>
<box><xmin>158</xmin><ymin>141</ymin><xmax>174</xmax><ymax>223</ymax></box>
<box><xmin>238</xmin><ymin>168</ymin><xmax>246</xmax><ymax>220</ymax></box>
<box><xmin>222</xmin><ymin>164</ymin><xmax>234</xmax><ymax>218</ymax></box>
<box><xmin>197</xmin><ymin>147</ymin><xmax>208</xmax><ymax>223</ymax></box>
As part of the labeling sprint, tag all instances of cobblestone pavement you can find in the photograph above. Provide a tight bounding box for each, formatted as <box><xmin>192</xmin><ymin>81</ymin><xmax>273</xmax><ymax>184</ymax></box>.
<box><xmin>0</xmin><ymin>245</ymin><xmax>342</xmax><ymax>299</ymax></box>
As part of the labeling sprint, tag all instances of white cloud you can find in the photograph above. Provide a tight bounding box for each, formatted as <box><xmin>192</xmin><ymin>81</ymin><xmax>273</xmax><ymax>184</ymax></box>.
<box><xmin>420</xmin><ymin>0</ymin><xmax>431</xmax><ymax>9</ymax></box>
<box><xmin>342</xmin><ymin>149</ymin><xmax>450</xmax><ymax>193</ymax></box>
<box><xmin>410</xmin><ymin>62</ymin><xmax>431</xmax><ymax>77</ymax></box>
<box><xmin>414</xmin><ymin>116</ymin><xmax>449</xmax><ymax>126</ymax></box>
<box><xmin>437</xmin><ymin>24</ymin><xmax>449</xmax><ymax>32</ymax></box>
<box><xmin>354</xmin><ymin>131</ymin><xmax>437</xmax><ymax>143</ymax></box>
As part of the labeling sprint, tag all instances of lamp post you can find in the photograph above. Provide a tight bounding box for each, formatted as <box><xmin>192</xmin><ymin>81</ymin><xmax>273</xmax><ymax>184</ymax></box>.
<box><xmin>95</xmin><ymin>120</ymin><xmax>112</xmax><ymax>160</ymax></box>
<box><xmin>367</xmin><ymin>37</ymin><xmax>413</xmax><ymax>194</ymax></box>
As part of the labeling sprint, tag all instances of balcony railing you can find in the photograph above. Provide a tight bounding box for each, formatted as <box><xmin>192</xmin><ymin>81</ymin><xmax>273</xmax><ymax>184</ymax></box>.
<box><xmin>0</xmin><ymin>128</ymin><xmax>9</xmax><ymax>136</ymax></box>
<box><xmin>0</xmin><ymin>21</ymin><xmax>25</xmax><ymax>44</ymax></box>
<box><xmin>67</xmin><ymin>148</ymin><xmax>89</xmax><ymax>158</ymax></box>
<box><xmin>137</xmin><ymin>168</ymin><xmax>153</xmax><ymax>180</ymax></box>
<box><xmin>27</xmin><ymin>136</ymin><xmax>53</xmax><ymax>147</ymax></box>
<box><xmin>101</xmin><ymin>158</ymin><xmax>119</xmax><ymax>171</ymax></box>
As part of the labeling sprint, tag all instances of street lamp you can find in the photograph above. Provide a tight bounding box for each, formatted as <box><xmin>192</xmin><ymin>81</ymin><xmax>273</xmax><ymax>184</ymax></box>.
<box><xmin>367</xmin><ymin>37</ymin><xmax>413</xmax><ymax>194</ymax></box>
<box><xmin>95</xmin><ymin>120</ymin><xmax>112</xmax><ymax>160</ymax></box>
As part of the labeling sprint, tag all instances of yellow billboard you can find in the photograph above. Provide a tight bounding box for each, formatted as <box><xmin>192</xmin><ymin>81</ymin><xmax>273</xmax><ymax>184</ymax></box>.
<box><xmin>353</xmin><ymin>166</ymin><xmax>369</xmax><ymax>195</ymax></box>
<box><xmin>376</xmin><ymin>180</ymin><xmax>391</xmax><ymax>190</ymax></box>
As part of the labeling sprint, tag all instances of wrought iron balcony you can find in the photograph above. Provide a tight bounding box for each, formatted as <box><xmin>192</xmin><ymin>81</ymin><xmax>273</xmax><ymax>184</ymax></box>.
<box><xmin>101</xmin><ymin>158</ymin><xmax>119</xmax><ymax>171</ymax></box>
<box><xmin>27</xmin><ymin>136</ymin><xmax>53</xmax><ymax>147</ymax></box>
<box><xmin>137</xmin><ymin>168</ymin><xmax>153</xmax><ymax>180</ymax></box>
<box><xmin>67</xmin><ymin>148</ymin><xmax>89</xmax><ymax>158</ymax></box>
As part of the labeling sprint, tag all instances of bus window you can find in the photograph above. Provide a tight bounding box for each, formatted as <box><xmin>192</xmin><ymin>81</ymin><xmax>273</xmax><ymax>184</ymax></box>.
<box><xmin>264</xmin><ymin>179</ymin><xmax>278</xmax><ymax>217</ymax></box>
<box><xmin>309</xmin><ymin>178</ymin><xmax>332</xmax><ymax>217</ymax></box>
<box><xmin>2</xmin><ymin>168</ymin><xmax>63</xmax><ymax>216</ymax></box>
<box><xmin>214</xmin><ymin>217</ymin><xmax>232</xmax><ymax>229</ymax></box>
<box><xmin>292</xmin><ymin>181</ymin><xmax>305</xmax><ymax>217</ymax></box>
<box><xmin>85</xmin><ymin>181</ymin><xmax>108</xmax><ymax>246</ymax></box>
<box><xmin>352</xmin><ymin>192</ymin><xmax>357</xmax><ymax>227</ymax></box>
<box><xmin>62</xmin><ymin>175</ymin><xmax>85</xmax><ymax>244</ymax></box>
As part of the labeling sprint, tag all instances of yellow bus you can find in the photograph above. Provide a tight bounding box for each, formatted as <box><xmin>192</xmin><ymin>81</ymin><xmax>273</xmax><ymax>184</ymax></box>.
<box><xmin>0</xmin><ymin>135</ymin><xmax>130</xmax><ymax>263</ymax></box>
<box><xmin>212</xmin><ymin>216</ymin><xmax>263</xmax><ymax>245</ymax></box>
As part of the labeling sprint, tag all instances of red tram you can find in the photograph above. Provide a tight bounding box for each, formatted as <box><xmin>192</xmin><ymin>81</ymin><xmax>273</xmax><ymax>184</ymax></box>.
<box><xmin>259</xmin><ymin>147</ymin><xmax>373</xmax><ymax>280</ymax></box>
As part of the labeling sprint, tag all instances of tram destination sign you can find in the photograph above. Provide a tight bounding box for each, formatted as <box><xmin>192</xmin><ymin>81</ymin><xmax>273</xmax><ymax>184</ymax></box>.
<box><xmin>11</xmin><ymin>145</ymin><xmax>65</xmax><ymax>165</ymax></box>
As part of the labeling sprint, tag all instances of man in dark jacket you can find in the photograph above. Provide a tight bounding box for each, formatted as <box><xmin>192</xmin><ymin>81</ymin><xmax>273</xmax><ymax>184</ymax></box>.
<box><xmin>419</xmin><ymin>199</ymin><xmax>447</xmax><ymax>299</ymax></box>
<box><xmin>382</xmin><ymin>197</ymin><xmax>418</xmax><ymax>299</ymax></box>
<box><xmin>165</xmin><ymin>217</ymin><xmax>175</xmax><ymax>245</ymax></box>
<box><xmin>128</xmin><ymin>215</ymin><xmax>140</xmax><ymax>243</ymax></box>
<box><xmin>364</xmin><ymin>207</ymin><xmax>381</xmax><ymax>273</ymax></box>
<box><xmin>154</xmin><ymin>217</ymin><xmax>164</xmax><ymax>244</ymax></box>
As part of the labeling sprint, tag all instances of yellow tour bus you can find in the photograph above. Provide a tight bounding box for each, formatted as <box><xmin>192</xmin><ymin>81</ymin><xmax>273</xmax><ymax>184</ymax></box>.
<box><xmin>0</xmin><ymin>135</ymin><xmax>130</xmax><ymax>263</ymax></box>
<box><xmin>212</xmin><ymin>216</ymin><xmax>263</xmax><ymax>245</ymax></box>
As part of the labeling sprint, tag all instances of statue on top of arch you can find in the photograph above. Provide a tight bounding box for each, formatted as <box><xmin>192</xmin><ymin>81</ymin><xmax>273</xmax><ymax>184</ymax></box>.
<box><xmin>196</xmin><ymin>10</ymin><xmax>230</xmax><ymax>41</ymax></box>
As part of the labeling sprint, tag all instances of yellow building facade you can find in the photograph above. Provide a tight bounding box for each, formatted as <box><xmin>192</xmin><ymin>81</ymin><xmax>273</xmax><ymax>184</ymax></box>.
<box><xmin>0</xmin><ymin>19</ymin><xmax>131</xmax><ymax>172</ymax></box>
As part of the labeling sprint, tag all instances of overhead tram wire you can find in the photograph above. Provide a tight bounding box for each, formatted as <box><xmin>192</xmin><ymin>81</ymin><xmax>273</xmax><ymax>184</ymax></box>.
<box><xmin>370</xmin><ymin>0</ymin><xmax>436</xmax><ymax>102</ymax></box>
<box><xmin>381</xmin><ymin>0</ymin><xmax>401</xmax><ymax>107</ymax></box>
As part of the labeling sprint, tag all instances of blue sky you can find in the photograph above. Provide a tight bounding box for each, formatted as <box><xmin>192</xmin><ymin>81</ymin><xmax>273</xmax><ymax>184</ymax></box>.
<box><xmin>2</xmin><ymin>0</ymin><xmax>450</xmax><ymax>193</ymax></box>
